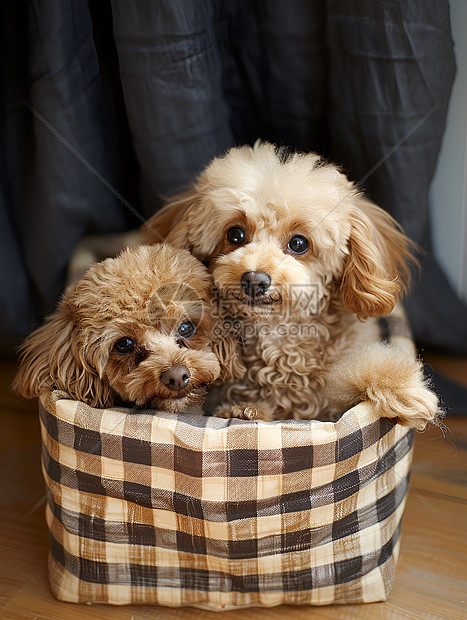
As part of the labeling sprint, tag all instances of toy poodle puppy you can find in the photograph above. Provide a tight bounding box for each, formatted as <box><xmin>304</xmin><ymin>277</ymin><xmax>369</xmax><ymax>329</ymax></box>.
<box><xmin>143</xmin><ymin>142</ymin><xmax>440</xmax><ymax>429</ymax></box>
<box><xmin>13</xmin><ymin>244</ymin><xmax>240</xmax><ymax>412</ymax></box>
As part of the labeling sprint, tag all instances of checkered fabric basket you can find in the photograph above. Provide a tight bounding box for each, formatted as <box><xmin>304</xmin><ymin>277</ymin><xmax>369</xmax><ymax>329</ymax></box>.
<box><xmin>39</xmin><ymin>312</ymin><xmax>415</xmax><ymax>611</ymax></box>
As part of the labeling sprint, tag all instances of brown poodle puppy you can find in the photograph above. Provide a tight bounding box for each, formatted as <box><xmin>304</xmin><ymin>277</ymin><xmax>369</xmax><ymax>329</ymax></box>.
<box><xmin>143</xmin><ymin>142</ymin><xmax>440</xmax><ymax>429</ymax></box>
<box><xmin>13</xmin><ymin>244</ymin><xmax>240</xmax><ymax>412</ymax></box>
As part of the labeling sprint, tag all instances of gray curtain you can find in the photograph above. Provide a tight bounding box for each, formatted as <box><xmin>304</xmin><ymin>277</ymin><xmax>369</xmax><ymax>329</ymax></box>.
<box><xmin>2</xmin><ymin>0</ymin><xmax>466</xmax><ymax>355</ymax></box>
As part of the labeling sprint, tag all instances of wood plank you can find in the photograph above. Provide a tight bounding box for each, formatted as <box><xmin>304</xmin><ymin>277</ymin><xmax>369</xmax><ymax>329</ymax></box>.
<box><xmin>422</xmin><ymin>352</ymin><xmax>467</xmax><ymax>387</ymax></box>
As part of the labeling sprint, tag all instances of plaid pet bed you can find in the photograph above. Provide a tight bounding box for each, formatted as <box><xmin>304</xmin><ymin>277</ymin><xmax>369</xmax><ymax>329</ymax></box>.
<box><xmin>39</xmin><ymin>309</ymin><xmax>415</xmax><ymax>611</ymax></box>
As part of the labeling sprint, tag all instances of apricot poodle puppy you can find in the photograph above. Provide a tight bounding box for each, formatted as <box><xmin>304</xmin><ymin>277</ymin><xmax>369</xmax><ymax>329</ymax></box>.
<box><xmin>13</xmin><ymin>244</ymin><xmax>239</xmax><ymax>412</ymax></box>
<box><xmin>144</xmin><ymin>142</ymin><xmax>440</xmax><ymax>430</ymax></box>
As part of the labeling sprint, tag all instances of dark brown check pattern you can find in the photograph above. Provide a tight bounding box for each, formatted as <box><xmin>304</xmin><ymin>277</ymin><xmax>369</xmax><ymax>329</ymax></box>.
<box><xmin>39</xmin><ymin>308</ymin><xmax>415</xmax><ymax>610</ymax></box>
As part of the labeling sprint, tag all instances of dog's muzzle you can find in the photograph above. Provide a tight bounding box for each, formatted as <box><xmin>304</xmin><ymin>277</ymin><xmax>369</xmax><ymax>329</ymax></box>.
<box><xmin>160</xmin><ymin>365</ymin><xmax>191</xmax><ymax>392</ymax></box>
<box><xmin>241</xmin><ymin>271</ymin><xmax>271</xmax><ymax>298</ymax></box>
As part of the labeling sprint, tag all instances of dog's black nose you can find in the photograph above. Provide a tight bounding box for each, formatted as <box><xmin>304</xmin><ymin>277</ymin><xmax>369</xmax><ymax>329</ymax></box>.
<box><xmin>241</xmin><ymin>271</ymin><xmax>271</xmax><ymax>297</ymax></box>
<box><xmin>160</xmin><ymin>365</ymin><xmax>191</xmax><ymax>391</ymax></box>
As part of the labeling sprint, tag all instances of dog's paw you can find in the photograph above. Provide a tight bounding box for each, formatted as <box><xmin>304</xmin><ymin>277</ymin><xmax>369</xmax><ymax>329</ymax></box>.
<box><xmin>213</xmin><ymin>403</ymin><xmax>274</xmax><ymax>421</ymax></box>
<box><xmin>332</xmin><ymin>343</ymin><xmax>443</xmax><ymax>431</ymax></box>
<box><xmin>369</xmin><ymin>383</ymin><xmax>442</xmax><ymax>431</ymax></box>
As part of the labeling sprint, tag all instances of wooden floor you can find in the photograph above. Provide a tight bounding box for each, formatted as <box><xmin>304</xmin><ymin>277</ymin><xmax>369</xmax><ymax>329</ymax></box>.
<box><xmin>0</xmin><ymin>354</ymin><xmax>466</xmax><ymax>620</ymax></box>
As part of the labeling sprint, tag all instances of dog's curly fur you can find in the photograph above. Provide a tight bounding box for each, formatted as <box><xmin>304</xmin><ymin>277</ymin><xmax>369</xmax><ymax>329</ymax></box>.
<box><xmin>144</xmin><ymin>142</ymin><xmax>441</xmax><ymax>429</ymax></box>
<box><xmin>13</xmin><ymin>244</ymin><xmax>241</xmax><ymax>412</ymax></box>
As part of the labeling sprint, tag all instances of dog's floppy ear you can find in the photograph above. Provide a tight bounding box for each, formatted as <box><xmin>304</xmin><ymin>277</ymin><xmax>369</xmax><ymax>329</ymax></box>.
<box><xmin>12</xmin><ymin>304</ymin><xmax>112</xmax><ymax>407</ymax></box>
<box><xmin>210</xmin><ymin>316</ymin><xmax>246</xmax><ymax>383</ymax></box>
<box><xmin>141</xmin><ymin>189</ymin><xmax>198</xmax><ymax>249</ymax></box>
<box><xmin>340</xmin><ymin>197</ymin><xmax>414</xmax><ymax>320</ymax></box>
<box><xmin>213</xmin><ymin>335</ymin><xmax>247</xmax><ymax>383</ymax></box>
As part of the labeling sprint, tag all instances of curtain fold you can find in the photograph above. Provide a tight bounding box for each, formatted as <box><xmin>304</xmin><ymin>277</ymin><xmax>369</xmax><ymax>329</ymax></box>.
<box><xmin>111</xmin><ymin>0</ymin><xmax>234</xmax><ymax>217</ymax></box>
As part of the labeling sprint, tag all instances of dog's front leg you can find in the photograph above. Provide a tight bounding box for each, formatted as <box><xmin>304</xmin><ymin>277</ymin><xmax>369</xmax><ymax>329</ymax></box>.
<box><xmin>213</xmin><ymin>402</ymin><xmax>276</xmax><ymax>421</ymax></box>
<box><xmin>322</xmin><ymin>342</ymin><xmax>442</xmax><ymax>430</ymax></box>
<box><xmin>204</xmin><ymin>383</ymin><xmax>277</xmax><ymax>421</ymax></box>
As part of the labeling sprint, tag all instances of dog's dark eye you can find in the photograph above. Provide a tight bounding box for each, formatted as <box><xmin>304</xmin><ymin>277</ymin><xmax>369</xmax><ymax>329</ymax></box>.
<box><xmin>177</xmin><ymin>320</ymin><xmax>196</xmax><ymax>339</ymax></box>
<box><xmin>114</xmin><ymin>337</ymin><xmax>135</xmax><ymax>354</ymax></box>
<box><xmin>227</xmin><ymin>226</ymin><xmax>246</xmax><ymax>245</ymax></box>
<box><xmin>288</xmin><ymin>235</ymin><xmax>309</xmax><ymax>254</ymax></box>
